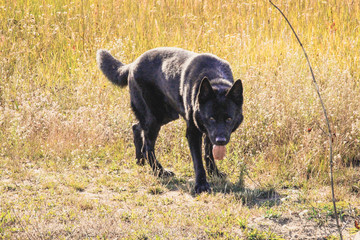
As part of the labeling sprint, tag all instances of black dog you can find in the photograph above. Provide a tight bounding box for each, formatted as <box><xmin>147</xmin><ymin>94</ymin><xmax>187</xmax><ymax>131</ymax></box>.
<box><xmin>96</xmin><ymin>47</ymin><xmax>243</xmax><ymax>193</ymax></box>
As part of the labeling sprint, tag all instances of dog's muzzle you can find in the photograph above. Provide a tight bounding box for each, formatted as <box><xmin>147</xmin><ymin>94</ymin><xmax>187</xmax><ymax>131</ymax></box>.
<box><xmin>215</xmin><ymin>136</ymin><xmax>227</xmax><ymax>146</ymax></box>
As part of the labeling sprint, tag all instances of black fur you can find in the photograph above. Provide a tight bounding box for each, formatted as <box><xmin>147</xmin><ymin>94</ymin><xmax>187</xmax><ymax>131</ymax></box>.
<box><xmin>96</xmin><ymin>47</ymin><xmax>244</xmax><ymax>193</ymax></box>
<box><xmin>96</xmin><ymin>50</ymin><xmax>129</xmax><ymax>87</ymax></box>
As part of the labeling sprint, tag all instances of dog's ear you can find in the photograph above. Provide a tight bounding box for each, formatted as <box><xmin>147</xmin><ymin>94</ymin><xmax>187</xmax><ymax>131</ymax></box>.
<box><xmin>197</xmin><ymin>77</ymin><xmax>215</xmax><ymax>104</ymax></box>
<box><xmin>226</xmin><ymin>80</ymin><xmax>243</xmax><ymax>106</ymax></box>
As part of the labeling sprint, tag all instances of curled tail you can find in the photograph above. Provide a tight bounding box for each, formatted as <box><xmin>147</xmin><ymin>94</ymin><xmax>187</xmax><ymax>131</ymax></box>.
<box><xmin>96</xmin><ymin>49</ymin><xmax>129</xmax><ymax>87</ymax></box>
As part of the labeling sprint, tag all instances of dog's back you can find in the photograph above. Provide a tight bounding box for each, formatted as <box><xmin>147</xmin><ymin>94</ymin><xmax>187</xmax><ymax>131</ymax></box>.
<box><xmin>98</xmin><ymin>47</ymin><xmax>235</xmax><ymax>117</ymax></box>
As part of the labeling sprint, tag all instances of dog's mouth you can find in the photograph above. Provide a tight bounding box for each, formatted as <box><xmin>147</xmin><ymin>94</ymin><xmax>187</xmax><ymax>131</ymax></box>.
<box><xmin>212</xmin><ymin>145</ymin><xmax>226</xmax><ymax>160</ymax></box>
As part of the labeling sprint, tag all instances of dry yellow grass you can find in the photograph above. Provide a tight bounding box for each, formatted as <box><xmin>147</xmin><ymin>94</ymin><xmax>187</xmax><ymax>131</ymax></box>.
<box><xmin>1</xmin><ymin>0</ymin><xmax>359</xmax><ymax>239</ymax></box>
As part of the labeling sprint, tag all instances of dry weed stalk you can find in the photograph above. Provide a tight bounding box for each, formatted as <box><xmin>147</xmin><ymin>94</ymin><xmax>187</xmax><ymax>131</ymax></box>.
<box><xmin>269</xmin><ymin>1</ymin><xmax>343</xmax><ymax>239</ymax></box>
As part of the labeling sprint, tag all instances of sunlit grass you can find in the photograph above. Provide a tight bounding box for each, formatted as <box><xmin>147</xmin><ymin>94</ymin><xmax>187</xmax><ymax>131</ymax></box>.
<box><xmin>0</xmin><ymin>0</ymin><xmax>359</xmax><ymax>238</ymax></box>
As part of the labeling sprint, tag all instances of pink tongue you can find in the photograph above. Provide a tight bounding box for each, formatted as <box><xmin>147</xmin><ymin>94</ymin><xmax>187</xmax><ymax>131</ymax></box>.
<box><xmin>212</xmin><ymin>145</ymin><xmax>226</xmax><ymax>160</ymax></box>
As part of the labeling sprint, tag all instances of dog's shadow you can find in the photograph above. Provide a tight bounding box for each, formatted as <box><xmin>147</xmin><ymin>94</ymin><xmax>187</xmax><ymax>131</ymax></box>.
<box><xmin>160</xmin><ymin>176</ymin><xmax>282</xmax><ymax>207</ymax></box>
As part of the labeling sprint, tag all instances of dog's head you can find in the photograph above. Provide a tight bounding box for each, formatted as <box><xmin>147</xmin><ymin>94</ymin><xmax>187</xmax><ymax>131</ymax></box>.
<box><xmin>194</xmin><ymin>77</ymin><xmax>243</xmax><ymax>146</ymax></box>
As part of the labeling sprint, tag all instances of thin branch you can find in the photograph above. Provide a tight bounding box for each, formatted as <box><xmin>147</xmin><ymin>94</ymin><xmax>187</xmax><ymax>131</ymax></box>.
<box><xmin>268</xmin><ymin>1</ymin><xmax>343</xmax><ymax>239</ymax></box>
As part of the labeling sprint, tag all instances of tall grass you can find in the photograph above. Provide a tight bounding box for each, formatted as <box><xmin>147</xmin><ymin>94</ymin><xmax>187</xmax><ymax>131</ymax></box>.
<box><xmin>1</xmin><ymin>0</ymin><xmax>359</xmax><ymax>188</ymax></box>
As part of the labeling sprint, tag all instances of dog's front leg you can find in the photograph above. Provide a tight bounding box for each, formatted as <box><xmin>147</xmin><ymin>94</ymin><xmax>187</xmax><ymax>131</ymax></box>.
<box><xmin>204</xmin><ymin>136</ymin><xmax>226</xmax><ymax>178</ymax></box>
<box><xmin>186</xmin><ymin>121</ymin><xmax>210</xmax><ymax>194</ymax></box>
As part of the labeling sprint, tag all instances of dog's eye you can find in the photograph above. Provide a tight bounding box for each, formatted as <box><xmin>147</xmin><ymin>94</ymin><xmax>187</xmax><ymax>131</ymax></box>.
<box><xmin>226</xmin><ymin>117</ymin><xmax>232</xmax><ymax>123</ymax></box>
<box><xmin>209</xmin><ymin>117</ymin><xmax>216</xmax><ymax>122</ymax></box>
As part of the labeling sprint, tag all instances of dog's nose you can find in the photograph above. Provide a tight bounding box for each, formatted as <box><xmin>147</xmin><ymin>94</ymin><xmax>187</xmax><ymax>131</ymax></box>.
<box><xmin>215</xmin><ymin>137</ymin><xmax>227</xmax><ymax>145</ymax></box>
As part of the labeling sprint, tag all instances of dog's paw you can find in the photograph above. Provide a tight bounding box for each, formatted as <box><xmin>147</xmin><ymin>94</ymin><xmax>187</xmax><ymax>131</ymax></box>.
<box><xmin>136</xmin><ymin>158</ymin><xmax>146</xmax><ymax>166</ymax></box>
<box><xmin>195</xmin><ymin>182</ymin><xmax>211</xmax><ymax>194</ymax></box>
<box><xmin>159</xmin><ymin>169</ymin><xmax>175</xmax><ymax>178</ymax></box>
<box><xmin>207</xmin><ymin>167</ymin><xmax>227</xmax><ymax>179</ymax></box>
<box><xmin>212</xmin><ymin>170</ymin><xmax>227</xmax><ymax>179</ymax></box>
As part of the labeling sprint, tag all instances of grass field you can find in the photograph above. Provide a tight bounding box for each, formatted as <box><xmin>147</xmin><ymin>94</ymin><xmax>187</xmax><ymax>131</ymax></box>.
<box><xmin>1</xmin><ymin>0</ymin><xmax>360</xmax><ymax>239</ymax></box>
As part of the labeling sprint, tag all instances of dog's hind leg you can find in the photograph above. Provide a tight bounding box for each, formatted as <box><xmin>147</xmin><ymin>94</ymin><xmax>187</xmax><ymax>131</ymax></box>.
<box><xmin>142</xmin><ymin>123</ymin><xmax>174</xmax><ymax>177</ymax></box>
<box><xmin>132</xmin><ymin>123</ymin><xmax>145</xmax><ymax>165</ymax></box>
<box><xmin>204</xmin><ymin>136</ymin><xmax>226</xmax><ymax>178</ymax></box>
<box><xmin>129</xmin><ymin>81</ymin><xmax>174</xmax><ymax>177</ymax></box>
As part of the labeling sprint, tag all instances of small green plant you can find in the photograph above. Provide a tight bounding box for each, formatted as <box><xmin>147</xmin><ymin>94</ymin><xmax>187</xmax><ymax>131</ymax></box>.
<box><xmin>307</xmin><ymin>202</ymin><xmax>347</xmax><ymax>225</ymax></box>
<box><xmin>245</xmin><ymin>227</ymin><xmax>285</xmax><ymax>240</ymax></box>
<box><xmin>237</xmin><ymin>218</ymin><xmax>248</xmax><ymax>229</ymax></box>
<box><xmin>0</xmin><ymin>210</ymin><xmax>16</xmax><ymax>237</ymax></box>
<box><xmin>147</xmin><ymin>186</ymin><xmax>165</xmax><ymax>195</ymax></box>
<box><xmin>264</xmin><ymin>208</ymin><xmax>282</xmax><ymax>219</ymax></box>
<box><xmin>204</xmin><ymin>227</ymin><xmax>226</xmax><ymax>238</ymax></box>
<box><xmin>66</xmin><ymin>176</ymin><xmax>88</xmax><ymax>192</ymax></box>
